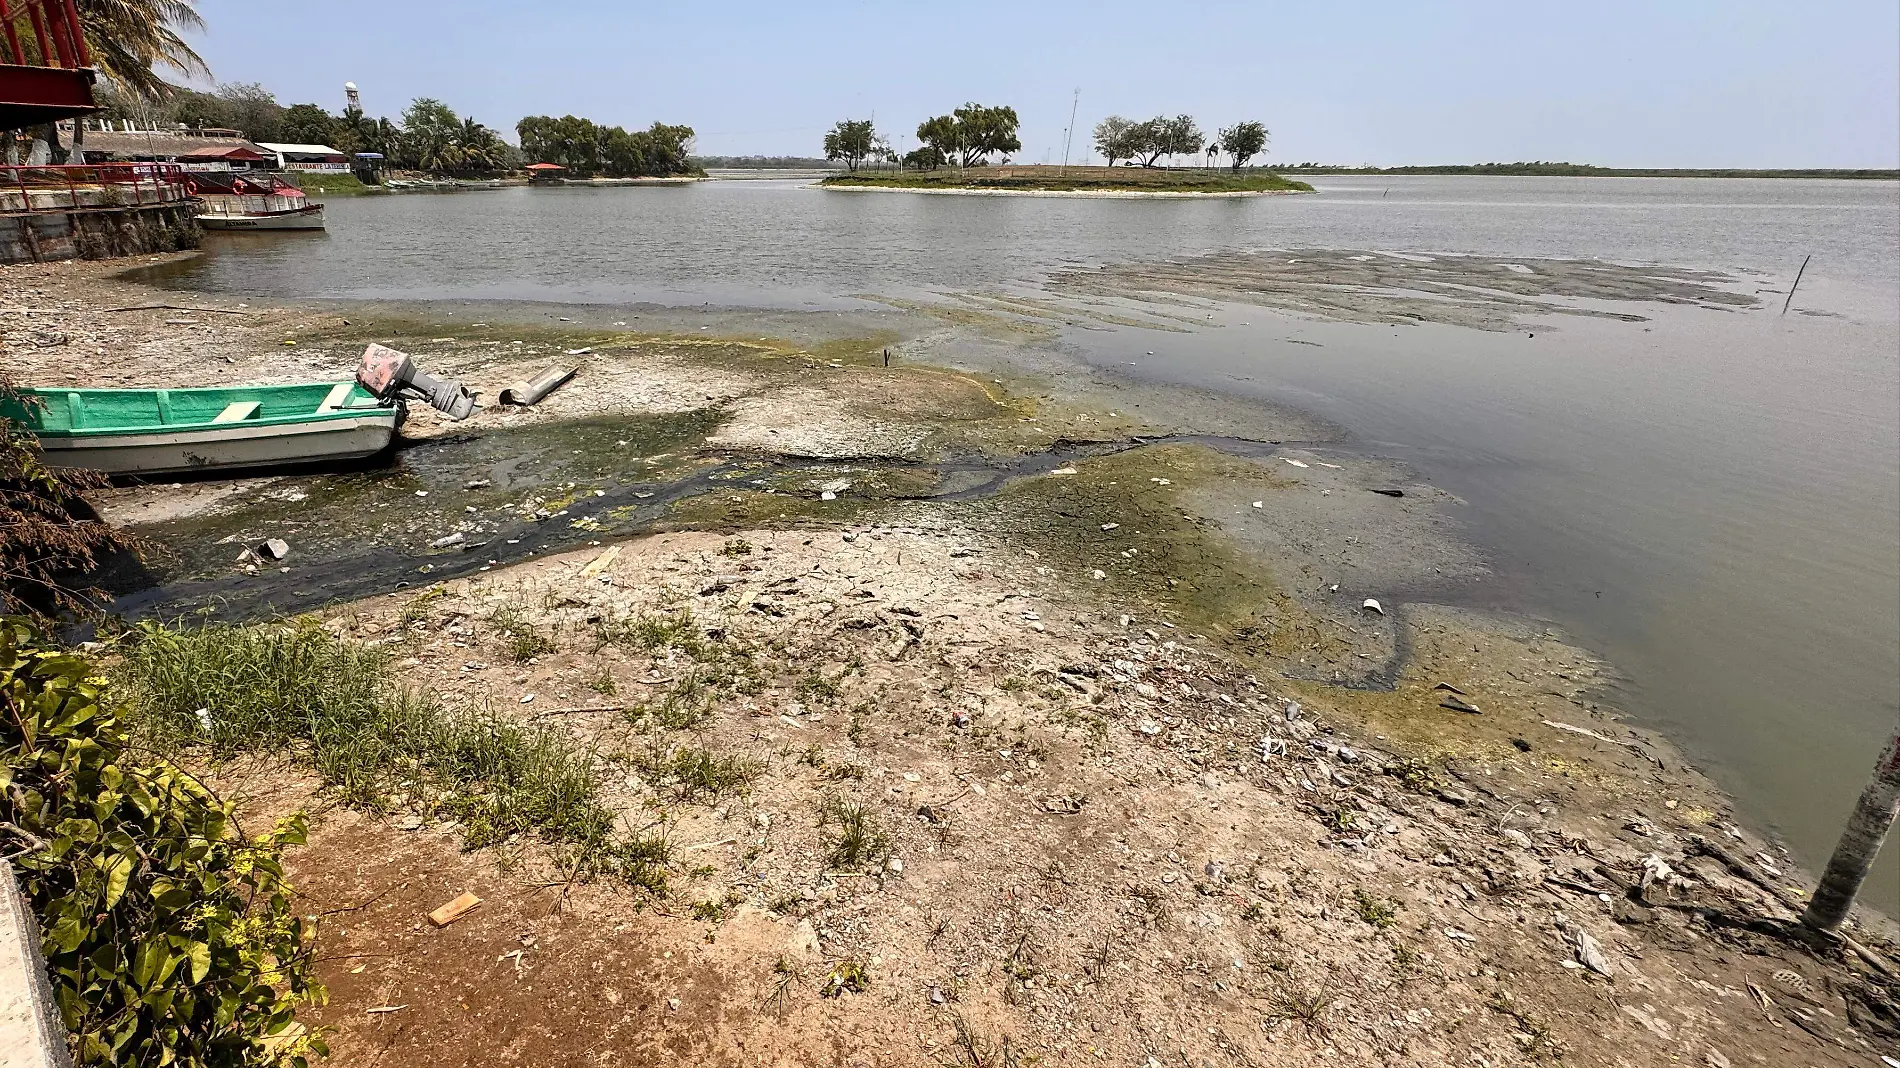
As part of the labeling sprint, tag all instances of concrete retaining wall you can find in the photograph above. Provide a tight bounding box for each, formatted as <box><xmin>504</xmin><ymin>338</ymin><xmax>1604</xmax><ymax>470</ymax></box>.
<box><xmin>0</xmin><ymin>201</ymin><xmax>200</xmax><ymax>265</ymax></box>
<box><xmin>0</xmin><ymin>865</ymin><xmax>69</xmax><ymax>1067</ymax></box>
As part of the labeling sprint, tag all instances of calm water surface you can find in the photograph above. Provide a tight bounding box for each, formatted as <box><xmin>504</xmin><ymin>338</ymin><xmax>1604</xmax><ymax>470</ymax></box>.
<box><xmin>161</xmin><ymin>176</ymin><xmax>1900</xmax><ymax>891</ymax></box>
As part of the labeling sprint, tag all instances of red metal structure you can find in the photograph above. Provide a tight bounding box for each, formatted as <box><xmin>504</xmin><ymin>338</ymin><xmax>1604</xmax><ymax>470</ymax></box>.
<box><xmin>0</xmin><ymin>162</ymin><xmax>189</xmax><ymax>213</ymax></box>
<box><xmin>0</xmin><ymin>0</ymin><xmax>95</xmax><ymax>132</ymax></box>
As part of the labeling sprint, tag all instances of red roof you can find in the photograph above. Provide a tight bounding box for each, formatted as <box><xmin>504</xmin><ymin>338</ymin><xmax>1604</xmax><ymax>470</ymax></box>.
<box><xmin>175</xmin><ymin>145</ymin><xmax>270</xmax><ymax>162</ymax></box>
<box><xmin>525</xmin><ymin>162</ymin><xmax>566</xmax><ymax>171</ymax></box>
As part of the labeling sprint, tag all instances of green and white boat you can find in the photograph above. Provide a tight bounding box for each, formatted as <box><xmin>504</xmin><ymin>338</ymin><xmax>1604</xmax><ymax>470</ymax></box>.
<box><xmin>2</xmin><ymin>382</ymin><xmax>403</xmax><ymax>476</ymax></box>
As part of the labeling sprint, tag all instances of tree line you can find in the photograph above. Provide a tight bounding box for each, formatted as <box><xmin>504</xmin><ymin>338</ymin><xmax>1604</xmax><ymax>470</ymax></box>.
<box><xmin>1093</xmin><ymin>115</ymin><xmax>1268</xmax><ymax>171</ymax></box>
<box><xmin>824</xmin><ymin>104</ymin><xmax>1022</xmax><ymax>172</ymax></box>
<box><xmin>823</xmin><ymin>106</ymin><xmax>1268</xmax><ymax>172</ymax></box>
<box><xmin>95</xmin><ymin>82</ymin><xmax>518</xmax><ymax>176</ymax></box>
<box><xmin>515</xmin><ymin>116</ymin><xmax>696</xmax><ymax>179</ymax></box>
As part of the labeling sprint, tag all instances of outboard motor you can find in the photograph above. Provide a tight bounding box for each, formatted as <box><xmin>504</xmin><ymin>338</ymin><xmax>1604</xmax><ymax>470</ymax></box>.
<box><xmin>355</xmin><ymin>343</ymin><xmax>478</xmax><ymax>421</ymax></box>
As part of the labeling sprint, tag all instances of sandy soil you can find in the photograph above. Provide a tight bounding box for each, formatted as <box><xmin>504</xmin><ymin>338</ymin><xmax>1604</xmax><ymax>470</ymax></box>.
<box><xmin>4</xmin><ymin>256</ymin><xmax>1896</xmax><ymax>1066</ymax></box>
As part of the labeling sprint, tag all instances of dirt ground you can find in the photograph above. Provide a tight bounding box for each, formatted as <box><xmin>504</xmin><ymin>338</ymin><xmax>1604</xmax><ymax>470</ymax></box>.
<box><xmin>4</xmin><ymin>257</ymin><xmax>1898</xmax><ymax>1067</ymax></box>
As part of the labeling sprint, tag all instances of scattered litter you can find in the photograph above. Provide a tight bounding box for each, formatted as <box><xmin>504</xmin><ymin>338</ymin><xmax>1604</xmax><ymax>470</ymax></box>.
<box><xmin>1316</xmin><ymin>462</ymin><xmax>1341</xmax><ymax>469</ymax></box>
<box><xmin>1100</xmin><ymin>523</ymin><xmax>1120</xmax><ymax>531</ymax></box>
<box><xmin>1050</xmin><ymin>466</ymin><xmax>1078</xmax><ymax>475</ymax></box>
<box><xmin>429</xmin><ymin>532</ymin><xmax>467</xmax><ymax>549</ymax></box>
<box><xmin>428</xmin><ymin>892</ymin><xmax>483</xmax><ymax>927</ymax></box>
<box><xmin>366</xmin><ymin>1005</ymin><xmax>408</xmax><ymax>1015</ymax></box>
<box><xmin>1361</xmin><ymin>598</ymin><xmax>1384</xmax><ymax>615</ymax></box>
<box><xmin>1251</xmin><ymin>501</ymin><xmax>1263</xmax><ymax>508</ymax></box>
<box><xmin>500</xmin><ymin>364</ymin><xmax>578</xmax><ymax>406</ymax></box>
<box><xmin>1282</xmin><ymin>458</ymin><xmax>1309</xmax><ymax>468</ymax></box>
<box><xmin>1433</xmin><ymin>682</ymin><xmax>1467</xmax><ymax>695</ymax></box>
<box><xmin>1439</xmin><ymin>695</ymin><xmax>1482</xmax><ymax>714</ymax></box>
<box><xmin>1370</xmin><ymin>488</ymin><xmax>1405</xmax><ymax>498</ymax></box>
<box><xmin>464</xmin><ymin>479</ymin><xmax>491</xmax><ymax>489</ymax></box>
<box><xmin>1444</xmin><ymin>927</ymin><xmax>1477</xmax><ymax>943</ymax></box>
<box><xmin>519</xmin><ymin>694</ymin><xmax>535</xmax><ymax>704</ymax></box>
<box><xmin>1040</xmin><ymin>796</ymin><xmax>1085</xmax><ymax>814</ymax></box>
<box><xmin>255</xmin><ymin>538</ymin><xmax>291</xmax><ymax>561</ymax></box>
<box><xmin>578</xmin><ymin>545</ymin><xmax>621</xmax><ymax>577</ymax></box>
<box><xmin>1574</xmin><ymin>929</ymin><xmax>1613</xmax><ymax>977</ymax></box>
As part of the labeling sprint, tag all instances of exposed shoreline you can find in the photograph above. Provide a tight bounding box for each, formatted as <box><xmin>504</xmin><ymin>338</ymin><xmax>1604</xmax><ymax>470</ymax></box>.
<box><xmin>3</xmin><ymin>255</ymin><xmax>1895</xmax><ymax>1066</ymax></box>
<box><xmin>818</xmin><ymin>184</ymin><xmax>1313</xmax><ymax>199</ymax></box>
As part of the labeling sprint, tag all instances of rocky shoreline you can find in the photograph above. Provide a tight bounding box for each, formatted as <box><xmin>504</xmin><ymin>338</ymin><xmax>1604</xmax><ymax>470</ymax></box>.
<box><xmin>3</xmin><ymin>255</ymin><xmax>1895</xmax><ymax>1066</ymax></box>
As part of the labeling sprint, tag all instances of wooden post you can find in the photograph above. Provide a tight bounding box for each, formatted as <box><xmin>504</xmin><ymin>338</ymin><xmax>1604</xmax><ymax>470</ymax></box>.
<box><xmin>1803</xmin><ymin>733</ymin><xmax>1900</xmax><ymax>933</ymax></box>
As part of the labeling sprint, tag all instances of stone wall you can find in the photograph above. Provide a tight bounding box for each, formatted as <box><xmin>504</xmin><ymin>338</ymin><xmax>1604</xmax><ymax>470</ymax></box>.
<box><xmin>0</xmin><ymin>201</ymin><xmax>200</xmax><ymax>264</ymax></box>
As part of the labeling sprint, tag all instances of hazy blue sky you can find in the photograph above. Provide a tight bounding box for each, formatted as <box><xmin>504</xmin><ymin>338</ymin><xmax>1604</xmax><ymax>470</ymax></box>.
<box><xmin>187</xmin><ymin>0</ymin><xmax>1899</xmax><ymax>167</ymax></box>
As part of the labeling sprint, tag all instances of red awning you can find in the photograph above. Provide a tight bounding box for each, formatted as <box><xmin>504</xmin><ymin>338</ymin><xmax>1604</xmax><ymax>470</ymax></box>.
<box><xmin>525</xmin><ymin>162</ymin><xmax>566</xmax><ymax>171</ymax></box>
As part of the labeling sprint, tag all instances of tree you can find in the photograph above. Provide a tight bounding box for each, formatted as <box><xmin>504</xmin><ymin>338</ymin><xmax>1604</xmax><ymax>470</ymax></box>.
<box><xmin>280</xmin><ymin>103</ymin><xmax>337</xmax><ymax>146</ymax></box>
<box><xmin>951</xmin><ymin>103</ymin><xmax>1020</xmax><ymax>166</ymax></box>
<box><xmin>915</xmin><ymin>114</ymin><xmax>961</xmax><ymax>166</ymax></box>
<box><xmin>1158</xmin><ymin>114</ymin><xmax>1203</xmax><ymax>165</ymax></box>
<box><xmin>902</xmin><ymin>146</ymin><xmax>944</xmax><ymax>171</ymax></box>
<box><xmin>1217</xmin><ymin>121</ymin><xmax>1268</xmax><ymax>171</ymax></box>
<box><xmin>1092</xmin><ymin>115</ymin><xmax>1136</xmax><ymax>167</ymax></box>
<box><xmin>401</xmin><ymin>98</ymin><xmax>462</xmax><ymax>172</ymax></box>
<box><xmin>1125</xmin><ymin>114</ymin><xmax>1203</xmax><ymax>167</ymax></box>
<box><xmin>823</xmin><ymin>119</ymin><xmax>879</xmax><ymax>172</ymax></box>
<box><xmin>77</xmin><ymin>0</ymin><xmax>208</xmax><ymax>100</ymax></box>
<box><xmin>214</xmin><ymin>82</ymin><xmax>283</xmax><ymax>142</ymax></box>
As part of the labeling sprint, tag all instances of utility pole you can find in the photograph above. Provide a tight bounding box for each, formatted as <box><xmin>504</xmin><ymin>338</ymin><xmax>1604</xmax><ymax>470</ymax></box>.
<box><xmin>1060</xmin><ymin>88</ymin><xmax>1079</xmax><ymax>173</ymax></box>
<box><xmin>1802</xmin><ymin>733</ymin><xmax>1900</xmax><ymax>933</ymax></box>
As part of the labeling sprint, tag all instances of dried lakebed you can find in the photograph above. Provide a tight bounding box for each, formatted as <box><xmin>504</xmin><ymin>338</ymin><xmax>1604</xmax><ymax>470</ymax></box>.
<box><xmin>5</xmin><ymin>256</ymin><xmax>1895</xmax><ymax>1066</ymax></box>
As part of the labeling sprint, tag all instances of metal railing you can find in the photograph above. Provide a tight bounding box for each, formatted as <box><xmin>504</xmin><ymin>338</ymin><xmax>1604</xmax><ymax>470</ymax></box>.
<box><xmin>0</xmin><ymin>0</ymin><xmax>89</xmax><ymax>70</ymax></box>
<box><xmin>0</xmin><ymin>163</ymin><xmax>191</xmax><ymax>214</ymax></box>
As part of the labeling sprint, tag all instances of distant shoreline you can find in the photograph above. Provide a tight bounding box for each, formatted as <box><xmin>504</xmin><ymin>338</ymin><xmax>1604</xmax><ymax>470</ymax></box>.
<box><xmin>1280</xmin><ymin>164</ymin><xmax>1899</xmax><ymax>180</ymax></box>
<box><xmin>820</xmin><ymin>165</ymin><xmax>1313</xmax><ymax>197</ymax></box>
<box><xmin>818</xmin><ymin>184</ymin><xmax>1310</xmax><ymax>199</ymax></box>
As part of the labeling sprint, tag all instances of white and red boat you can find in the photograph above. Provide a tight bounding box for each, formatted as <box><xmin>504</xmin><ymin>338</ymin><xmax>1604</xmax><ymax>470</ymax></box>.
<box><xmin>186</xmin><ymin>171</ymin><xmax>326</xmax><ymax>231</ymax></box>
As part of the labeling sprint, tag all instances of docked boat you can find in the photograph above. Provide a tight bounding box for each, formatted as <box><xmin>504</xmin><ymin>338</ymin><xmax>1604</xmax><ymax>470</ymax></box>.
<box><xmin>2</xmin><ymin>382</ymin><xmax>399</xmax><ymax>476</ymax></box>
<box><xmin>186</xmin><ymin>172</ymin><xmax>327</xmax><ymax>231</ymax></box>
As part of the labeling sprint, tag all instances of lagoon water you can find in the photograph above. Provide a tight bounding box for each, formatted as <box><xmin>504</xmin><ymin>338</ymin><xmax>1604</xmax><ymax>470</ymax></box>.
<box><xmin>159</xmin><ymin>175</ymin><xmax>1900</xmax><ymax>892</ymax></box>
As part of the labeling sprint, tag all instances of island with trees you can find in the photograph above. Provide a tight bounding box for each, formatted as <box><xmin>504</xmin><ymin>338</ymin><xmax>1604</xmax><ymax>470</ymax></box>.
<box><xmin>819</xmin><ymin>107</ymin><xmax>1311</xmax><ymax>195</ymax></box>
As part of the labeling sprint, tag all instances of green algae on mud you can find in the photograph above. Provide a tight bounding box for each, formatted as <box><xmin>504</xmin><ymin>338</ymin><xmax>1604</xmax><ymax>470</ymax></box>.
<box><xmin>960</xmin><ymin>444</ymin><xmax>1388</xmax><ymax>673</ymax></box>
<box><xmin>129</xmin><ymin>410</ymin><xmax>726</xmax><ymax>582</ymax></box>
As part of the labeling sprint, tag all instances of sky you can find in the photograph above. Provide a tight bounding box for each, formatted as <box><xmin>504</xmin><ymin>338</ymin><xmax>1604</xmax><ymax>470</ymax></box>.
<box><xmin>184</xmin><ymin>0</ymin><xmax>1900</xmax><ymax>168</ymax></box>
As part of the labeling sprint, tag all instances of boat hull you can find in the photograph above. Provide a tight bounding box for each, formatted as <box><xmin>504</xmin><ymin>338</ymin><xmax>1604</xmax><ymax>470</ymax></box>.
<box><xmin>36</xmin><ymin>412</ymin><xmax>397</xmax><ymax>475</ymax></box>
<box><xmin>199</xmin><ymin>204</ymin><xmax>327</xmax><ymax>231</ymax></box>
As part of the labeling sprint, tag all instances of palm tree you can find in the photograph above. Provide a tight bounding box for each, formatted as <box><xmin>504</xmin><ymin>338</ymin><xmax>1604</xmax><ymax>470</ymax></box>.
<box><xmin>78</xmin><ymin>0</ymin><xmax>209</xmax><ymax>99</ymax></box>
<box><xmin>61</xmin><ymin>1</ymin><xmax>207</xmax><ymax>160</ymax></box>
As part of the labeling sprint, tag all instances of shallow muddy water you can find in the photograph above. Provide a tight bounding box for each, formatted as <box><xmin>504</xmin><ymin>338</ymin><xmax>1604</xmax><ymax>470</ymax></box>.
<box><xmin>140</xmin><ymin>174</ymin><xmax>1900</xmax><ymax>893</ymax></box>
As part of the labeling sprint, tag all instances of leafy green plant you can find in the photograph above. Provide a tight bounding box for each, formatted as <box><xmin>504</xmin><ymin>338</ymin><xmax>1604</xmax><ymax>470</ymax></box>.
<box><xmin>1</xmin><ymin>618</ymin><xmax>325</xmax><ymax>1066</ymax></box>
<box><xmin>1353</xmin><ymin>888</ymin><xmax>1400</xmax><ymax>929</ymax></box>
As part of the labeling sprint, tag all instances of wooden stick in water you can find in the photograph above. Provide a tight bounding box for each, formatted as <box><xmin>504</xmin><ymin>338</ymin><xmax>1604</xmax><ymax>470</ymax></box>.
<box><xmin>1781</xmin><ymin>254</ymin><xmax>1811</xmax><ymax>316</ymax></box>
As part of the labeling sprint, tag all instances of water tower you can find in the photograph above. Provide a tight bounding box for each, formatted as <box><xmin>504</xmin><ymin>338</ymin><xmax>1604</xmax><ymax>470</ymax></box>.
<box><xmin>344</xmin><ymin>82</ymin><xmax>361</xmax><ymax>112</ymax></box>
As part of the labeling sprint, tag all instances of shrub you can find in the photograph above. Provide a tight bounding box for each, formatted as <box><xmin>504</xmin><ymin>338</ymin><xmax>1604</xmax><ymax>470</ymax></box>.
<box><xmin>0</xmin><ymin>618</ymin><xmax>324</xmax><ymax>1066</ymax></box>
<box><xmin>0</xmin><ymin>383</ymin><xmax>146</xmax><ymax>617</ymax></box>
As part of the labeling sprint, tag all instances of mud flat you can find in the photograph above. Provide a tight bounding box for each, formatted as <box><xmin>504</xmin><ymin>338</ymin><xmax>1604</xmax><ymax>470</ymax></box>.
<box><xmin>2</xmin><ymin>257</ymin><xmax>1896</xmax><ymax>1066</ymax></box>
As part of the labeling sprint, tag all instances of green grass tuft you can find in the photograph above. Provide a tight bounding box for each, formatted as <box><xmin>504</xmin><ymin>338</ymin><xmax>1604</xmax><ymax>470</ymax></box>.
<box><xmin>116</xmin><ymin>619</ymin><xmax>667</xmax><ymax>889</ymax></box>
<box><xmin>818</xmin><ymin>795</ymin><xmax>891</xmax><ymax>871</ymax></box>
<box><xmin>637</xmin><ymin>744</ymin><xmax>761</xmax><ymax>801</ymax></box>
